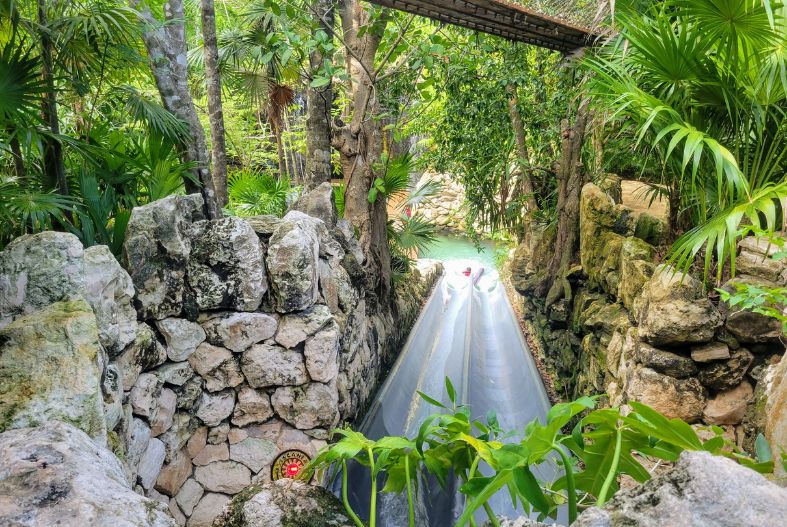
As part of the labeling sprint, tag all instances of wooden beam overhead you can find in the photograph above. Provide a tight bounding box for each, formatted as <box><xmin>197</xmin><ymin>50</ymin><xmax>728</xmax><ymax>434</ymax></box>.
<box><xmin>366</xmin><ymin>0</ymin><xmax>596</xmax><ymax>52</ymax></box>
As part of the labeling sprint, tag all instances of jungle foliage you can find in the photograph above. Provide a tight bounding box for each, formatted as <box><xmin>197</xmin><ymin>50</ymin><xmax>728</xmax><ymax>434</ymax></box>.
<box><xmin>308</xmin><ymin>379</ymin><xmax>773</xmax><ymax>527</ymax></box>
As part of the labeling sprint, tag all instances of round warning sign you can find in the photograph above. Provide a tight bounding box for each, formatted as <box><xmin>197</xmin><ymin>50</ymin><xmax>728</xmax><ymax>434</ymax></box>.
<box><xmin>271</xmin><ymin>449</ymin><xmax>311</xmax><ymax>480</ymax></box>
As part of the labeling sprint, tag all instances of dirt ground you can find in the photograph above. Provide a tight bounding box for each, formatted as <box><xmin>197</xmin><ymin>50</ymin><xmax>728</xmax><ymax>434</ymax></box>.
<box><xmin>621</xmin><ymin>180</ymin><xmax>668</xmax><ymax>220</ymax></box>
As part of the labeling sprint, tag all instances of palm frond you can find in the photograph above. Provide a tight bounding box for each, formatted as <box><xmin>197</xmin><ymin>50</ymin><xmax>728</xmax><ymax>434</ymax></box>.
<box><xmin>391</xmin><ymin>213</ymin><xmax>439</xmax><ymax>253</ymax></box>
<box><xmin>118</xmin><ymin>85</ymin><xmax>190</xmax><ymax>143</ymax></box>
<box><xmin>0</xmin><ymin>40</ymin><xmax>46</xmax><ymax>126</ymax></box>
<box><xmin>668</xmin><ymin>180</ymin><xmax>787</xmax><ymax>283</ymax></box>
<box><xmin>226</xmin><ymin>168</ymin><xmax>294</xmax><ymax>217</ymax></box>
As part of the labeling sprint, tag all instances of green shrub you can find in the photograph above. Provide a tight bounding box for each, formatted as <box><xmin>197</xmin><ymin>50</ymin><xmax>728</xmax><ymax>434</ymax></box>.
<box><xmin>307</xmin><ymin>378</ymin><xmax>772</xmax><ymax>527</ymax></box>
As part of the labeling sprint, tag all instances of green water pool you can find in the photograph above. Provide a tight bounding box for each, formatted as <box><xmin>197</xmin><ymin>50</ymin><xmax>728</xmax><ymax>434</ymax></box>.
<box><xmin>418</xmin><ymin>234</ymin><xmax>500</xmax><ymax>269</ymax></box>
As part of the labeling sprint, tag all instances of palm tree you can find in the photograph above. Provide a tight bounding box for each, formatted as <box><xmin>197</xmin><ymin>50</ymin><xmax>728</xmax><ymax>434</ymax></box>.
<box><xmin>586</xmin><ymin>0</ymin><xmax>787</xmax><ymax>282</ymax></box>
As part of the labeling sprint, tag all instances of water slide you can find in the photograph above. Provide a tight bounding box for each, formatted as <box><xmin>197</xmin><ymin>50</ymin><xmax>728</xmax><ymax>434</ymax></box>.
<box><xmin>343</xmin><ymin>256</ymin><xmax>559</xmax><ymax>526</ymax></box>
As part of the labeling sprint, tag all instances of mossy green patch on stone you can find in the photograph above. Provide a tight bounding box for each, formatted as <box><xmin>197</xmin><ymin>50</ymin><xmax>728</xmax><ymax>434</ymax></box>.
<box><xmin>0</xmin><ymin>300</ymin><xmax>106</xmax><ymax>442</ymax></box>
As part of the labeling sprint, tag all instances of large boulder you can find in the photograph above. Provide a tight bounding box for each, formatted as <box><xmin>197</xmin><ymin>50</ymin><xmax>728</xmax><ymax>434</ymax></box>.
<box><xmin>579</xmin><ymin>183</ymin><xmax>635</xmax><ymax>291</ymax></box>
<box><xmin>616</xmin><ymin>238</ymin><xmax>655</xmax><ymax>315</ymax></box>
<box><xmin>573</xmin><ymin>450</ymin><xmax>787</xmax><ymax>527</ymax></box>
<box><xmin>626</xmin><ymin>366</ymin><xmax>705</xmax><ymax>423</ymax></box>
<box><xmin>0</xmin><ymin>231</ymin><xmax>84</xmax><ymax>326</ymax></box>
<box><xmin>720</xmin><ymin>276</ymin><xmax>784</xmax><ymax>344</ymax></box>
<box><xmin>187</xmin><ymin>217</ymin><xmax>267</xmax><ymax>312</ymax></box>
<box><xmin>637</xmin><ymin>267</ymin><xmax>722</xmax><ymax>346</ymax></box>
<box><xmin>214</xmin><ymin>479</ymin><xmax>351</xmax><ymax>527</ymax></box>
<box><xmin>266</xmin><ymin>214</ymin><xmax>321</xmax><ymax>313</ymax></box>
<box><xmin>764</xmin><ymin>351</ymin><xmax>787</xmax><ymax>478</ymax></box>
<box><xmin>293</xmin><ymin>182</ymin><xmax>338</xmax><ymax>227</ymax></box>
<box><xmin>0</xmin><ymin>421</ymin><xmax>175</xmax><ymax>526</ymax></box>
<box><xmin>0</xmin><ymin>300</ymin><xmax>106</xmax><ymax>441</ymax></box>
<box><xmin>82</xmin><ymin>245</ymin><xmax>137</xmax><ymax>354</ymax></box>
<box><xmin>0</xmin><ymin>232</ymin><xmax>136</xmax><ymax>354</ymax></box>
<box><xmin>123</xmin><ymin>194</ymin><xmax>204</xmax><ymax>319</ymax></box>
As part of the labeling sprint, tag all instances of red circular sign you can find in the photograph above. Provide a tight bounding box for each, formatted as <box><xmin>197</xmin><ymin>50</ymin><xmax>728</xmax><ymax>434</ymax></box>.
<box><xmin>271</xmin><ymin>450</ymin><xmax>311</xmax><ymax>481</ymax></box>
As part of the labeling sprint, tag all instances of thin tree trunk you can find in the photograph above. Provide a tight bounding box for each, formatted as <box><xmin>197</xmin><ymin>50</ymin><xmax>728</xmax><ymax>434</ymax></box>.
<box><xmin>9</xmin><ymin>131</ymin><xmax>25</xmax><ymax>179</ymax></box>
<box><xmin>200</xmin><ymin>0</ymin><xmax>229</xmax><ymax>206</ymax></box>
<box><xmin>333</xmin><ymin>0</ymin><xmax>391</xmax><ymax>293</ymax></box>
<box><xmin>272</xmin><ymin>121</ymin><xmax>287</xmax><ymax>179</ymax></box>
<box><xmin>37</xmin><ymin>0</ymin><xmax>66</xmax><ymax>195</ymax></box>
<box><xmin>130</xmin><ymin>0</ymin><xmax>220</xmax><ymax>219</ymax></box>
<box><xmin>538</xmin><ymin>98</ymin><xmax>590</xmax><ymax>300</ymax></box>
<box><xmin>305</xmin><ymin>0</ymin><xmax>336</xmax><ymax>189</ymax></box>
<box><xmin>507</xmin><ymin>83</ymin><xmax>538</xmax><ymax>214</ymax></box>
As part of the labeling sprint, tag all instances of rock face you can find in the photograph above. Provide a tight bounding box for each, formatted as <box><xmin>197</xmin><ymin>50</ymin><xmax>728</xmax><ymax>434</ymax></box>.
<box><xmin>82</xmin><ymin>244</ymin><xmax>137</xmax><ymax>354</ymax></box>
<box><xmin>0</xmin><ymin>300</ymin><xmax>106</xmax><ymax>440</ymax></box>
<box><xmin>0</xmin><ymin>421</ymin><xmax>175</xmax><ymax>527</ymax></box>
<box><xmin>626</xmin><ymin>366</ymin><xmax>705</xmax><ymax>423</ymax></box>
<box><xmin>214</xmin><ymin>479</ymin><xmax>351</xmax><ymax>527</ymax></box>
<box><xmin>0</xmin><ymin>232</ymin><xmax>136</xmax><ymax>354</ymax></box>
<box><xmin>0</xmin><ymin>189</ymin><xmax>443</xmax><ymax>525</ymax></box>
<box><xmin>201</xmin><ymin>312</ymin><xmax>278</xmax><ymax>353</ymax></box>
<box><xmin>293</xmin><ymin>182</ymin><xmax>338</xmax><ymax>227</ymax></box>
<box><xmin>764</xmin><ymin>352</ymin><xmax>787</xmax><ymax>478</ymax></box>
<box><xmin>266</xmin><ymin>215</ymin><xmax>320</xmax><ymax>313</ymax></box>
<box><xmin>573</xmin><ymin>451</ymin><xmax>787</xmax><ymax>527</ymax></box>
<box><xmin>0</xmin><ymin>231</ymin><xmax>85</xmax><ymax>325</ymax></box>
<box><xmin>271</xmin><ymin>383</ymin><xmax>339</xmax><ymax>430</ymax></box>
<box><xmin>187</xmin><ymin>217</ymin><xmax>267</xmax><ymax>311</ymax></box>
<box><xmin>637</xmin><ymin>268</ymin><xmax>721</xmax><ymax>346</ymax></box>
<box><xmin>123</xmin><ymin>193</ymin><xmax>204</xmax><ymax>319</ymax></box>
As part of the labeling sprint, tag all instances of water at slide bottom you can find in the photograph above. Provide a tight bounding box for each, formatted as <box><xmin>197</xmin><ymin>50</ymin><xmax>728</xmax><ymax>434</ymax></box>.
<box><xmin>340</xmin><ymin>259</ymin><xmax>565</xmax><ymax>526</ymax></box>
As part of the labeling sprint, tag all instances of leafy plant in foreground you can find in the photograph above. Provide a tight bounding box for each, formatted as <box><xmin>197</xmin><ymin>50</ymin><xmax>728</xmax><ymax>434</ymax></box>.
<box><xmin>307</xmin><ymin>378</ymin><xmax>772</xmax><ymax>527</ymax></box>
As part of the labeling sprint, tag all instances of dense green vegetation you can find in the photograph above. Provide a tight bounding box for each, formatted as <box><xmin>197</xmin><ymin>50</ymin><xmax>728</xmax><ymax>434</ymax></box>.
<box><xmin>2</xmin><ymin>0</ymin><xmax>786</xmax><ymax>522</ymax></box>
<box><xmin>307</xmin><ymin>379</ymin><xmax>774</xmax><ymax>527</ymax></box>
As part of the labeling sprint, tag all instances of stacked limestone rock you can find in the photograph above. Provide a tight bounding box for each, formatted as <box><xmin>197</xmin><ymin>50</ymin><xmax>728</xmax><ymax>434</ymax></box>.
<box><xmin>0</xmin><ymin>183</ymin><xmax>442</xmax><ymax>527</ymax></box>
<box><xmin>513</xmin><ymin>182</ymin><xmax>785</xmax><ymax>454</ymax></box>
<box><xmin>414</xmin><ymin>171</ymin><xmax>469</xmax><ymax>232</ymax></box>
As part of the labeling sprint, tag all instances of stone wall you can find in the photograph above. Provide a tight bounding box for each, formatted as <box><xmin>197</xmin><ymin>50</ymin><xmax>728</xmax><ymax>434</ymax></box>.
<box><xmin>0</xmin><ymin>184</ymin><xmax>441</xmax><ymax>527</ymax></box>
<box><xmin>414</xmin><ymin>171</ymin><xmax>470</xmax><ymax>232</ymax></box>
<box><xmin>512</xmin><ymin>182</ymin><xmax>785</xmax><ymax>452</ymax></box>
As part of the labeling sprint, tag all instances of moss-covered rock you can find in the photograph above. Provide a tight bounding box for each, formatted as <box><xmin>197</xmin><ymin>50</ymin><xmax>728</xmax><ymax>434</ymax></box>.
<box><xmin>0</xmin><ymin>300</ymin><xmax>106</xmax><ymax>442</ymax></box>
<box><xmin>214</xmin><ymin>479</ymin><xmax>351</xmax><ymax>527</ymax></box>
<box><xmin>637</xmin><ymin>266</ymin><xmax>721</xmax><ymax>346</ymax></box>
<box><xmin>617</xmin><ymin>237</ymin><xmax>655</xmax><ymax>316</ymax></box>
<box><xmin>634</xmin><ymin>212</ymin><xmax>666</xmax><ymax>246</ymax></box>
<box><xmin>580</xmin><ymin>183</ymin><xmax>636</xmax><ymax>293</ymax></box>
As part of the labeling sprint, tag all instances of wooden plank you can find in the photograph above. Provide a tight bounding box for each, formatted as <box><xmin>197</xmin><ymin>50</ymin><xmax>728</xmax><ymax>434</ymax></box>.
<box><xmin>367</xmin><ymin>0</ymin><xmax>594</xmax><ymax>52</ymax></box>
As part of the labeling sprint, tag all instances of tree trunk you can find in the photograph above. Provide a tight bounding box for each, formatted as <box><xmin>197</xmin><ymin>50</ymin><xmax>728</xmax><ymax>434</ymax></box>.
<box><xmin>333</xmin><ymin>0</ymin><xmax>391</xmax><ymax>293</ymax></box>
<box><xmin>9</xmin><ymin>131</ymin><xmax>25</xmax><ymax>179</ymax></box>
<box><xmin>507</xmin><ymin>83</ymin><xmax>537</xmax><ymax>214</ymax></box>
<box><xmin>130</xmin><ymin>0</ymin><xmax>220</xmax><ymax>219</ymax></box>
<box><xmin>200</xmin><ymin>0</ymin><xmax>228</xmax><ymax>207</ymax></box>
<box><xmin>271</xmin><ymin>120</ymin><xmax>287</xmax><ymax>179</ymax></box>
<box><xmin>537</xmin><ymin>98</ymin><xmax>590</xmax><ymax>300</ymax></box>
<box><xmin>305</xmin><ymin>0</ymin><xmax>336</xmax><ymax>189</ymax></box>
<box><xmin>37</xmin><ymin>0</ymin><xmax>66</xmax><ymax>195</ymax></box>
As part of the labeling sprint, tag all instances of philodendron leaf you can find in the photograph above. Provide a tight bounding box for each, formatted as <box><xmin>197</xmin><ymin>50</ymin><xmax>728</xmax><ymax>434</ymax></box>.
<box><xmin>513</xmin><ymin>465</ymin><xmax>552</xmax><ymax>514</ymax></box>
